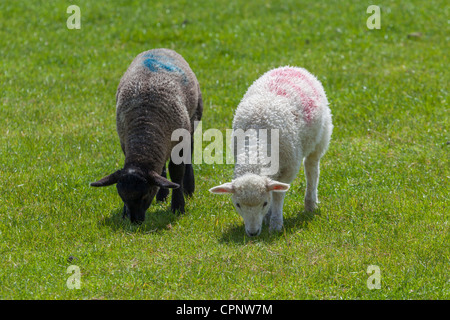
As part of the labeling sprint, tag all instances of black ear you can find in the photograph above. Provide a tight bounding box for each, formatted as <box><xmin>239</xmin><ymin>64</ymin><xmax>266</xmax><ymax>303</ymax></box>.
<box><xmin>90</xmin><ymin>170</ymin><xmax>122</xmax><ymax>187</ymax></box>
<box><xmin>148</xmin><ymin>171</ymin><xmax>180</xmax><ymax>189</ymax></box>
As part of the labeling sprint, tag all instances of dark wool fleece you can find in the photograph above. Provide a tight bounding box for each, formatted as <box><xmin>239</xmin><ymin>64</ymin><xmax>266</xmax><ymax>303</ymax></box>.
<box><xmin>116</xmin><ymin>48</ymin><xmax>203</xmax><ymax>173</ymax></box>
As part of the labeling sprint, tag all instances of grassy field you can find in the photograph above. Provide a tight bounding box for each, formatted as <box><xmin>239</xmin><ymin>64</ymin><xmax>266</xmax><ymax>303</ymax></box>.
<box><xmin>0</xmin><ymin>0</ymin><xmax>448</xmax><ymax>299</ymax></box>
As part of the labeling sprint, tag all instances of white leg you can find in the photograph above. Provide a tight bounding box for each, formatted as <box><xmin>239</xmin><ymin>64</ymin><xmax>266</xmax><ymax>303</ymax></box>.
<box><xmin>304</xmin><ymin>115</ymin><xmax>331</xmax><ymax>212</ymax></box>
<box><xmin>304</xmin><ymin>152</ymin><xmax>321</xmax><ymax>212</ymax></box>
<box><xmin>269</xmin><ymin>192</ymin><xmax>286</xmax><ymax>232</ymax></box>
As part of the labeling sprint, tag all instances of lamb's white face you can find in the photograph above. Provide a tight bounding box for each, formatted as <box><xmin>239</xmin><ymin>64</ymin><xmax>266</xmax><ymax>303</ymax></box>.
<box><xmin>210</xmin><ymin>173</ymin><xmax>290</xmax><ymax>237</ymax></box>
<box><xmin>232</xmin><ymin>192</ymin><xmax>271</xmax><ymax>237</ymax></box>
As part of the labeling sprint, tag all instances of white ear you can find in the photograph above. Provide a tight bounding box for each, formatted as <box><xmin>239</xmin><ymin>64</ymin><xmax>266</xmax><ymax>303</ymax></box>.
<box><xmin>266</xmin><ymin>180</ymin><xmax>290</xmax><ymax>192</ymax></box>
<box><xmin>209</xmin><ymin>182</ymin><xmax>234</xmax><ymax>194</ymax></box>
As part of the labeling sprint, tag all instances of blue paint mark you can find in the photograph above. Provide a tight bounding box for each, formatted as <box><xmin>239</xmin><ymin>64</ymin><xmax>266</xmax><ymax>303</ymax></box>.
<box><xmin>142</xmin><ymin>53</ymin><xmax>188</xmax><ymax>84</ymax></box>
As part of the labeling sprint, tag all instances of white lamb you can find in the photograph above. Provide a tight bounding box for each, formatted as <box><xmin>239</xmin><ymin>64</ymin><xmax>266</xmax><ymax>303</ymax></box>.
<box><xmin>210</xmin><ymin>66</ymin><xmax>333</xmax><ymax>236</ymax></box>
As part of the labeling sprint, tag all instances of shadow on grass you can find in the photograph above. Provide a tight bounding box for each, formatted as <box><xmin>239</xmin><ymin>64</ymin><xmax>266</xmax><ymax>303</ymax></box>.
<box><xmin>99</xmin><ymin>204</ymin><xmax>182</xmax><ymax>234</ymax></box>
<box><xmin>219</xmin><ymin>208</ymin><xmax>322</xmax><ymax>244</ymax></box>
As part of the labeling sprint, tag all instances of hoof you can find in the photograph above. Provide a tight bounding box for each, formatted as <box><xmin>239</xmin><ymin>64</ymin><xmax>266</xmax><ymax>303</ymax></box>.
<box><xmin>269</xmin><ymin>221</ymin><xmax>283</xmax><ymax>233</ymax></box>
<box><xmin>304</xmin><ymin>199</ymin><xmax>318</xmax><ymax>212</ymax></box>
<box><xmin>171</xmin><ymin>203</ymin><xmax>185</xmax><ymax>214</ymax></box>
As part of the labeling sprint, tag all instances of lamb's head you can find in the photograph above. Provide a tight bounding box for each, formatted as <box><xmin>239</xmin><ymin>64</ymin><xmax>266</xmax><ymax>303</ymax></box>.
<box><xmin>91</xmin><ymin>167</ymin><xmax>179</xmax><ymax>223</ymax></box>
<box><xmin>210</xmin><ymin>173</ymin><xmax>289</xmax><ymax>236</ymax></box>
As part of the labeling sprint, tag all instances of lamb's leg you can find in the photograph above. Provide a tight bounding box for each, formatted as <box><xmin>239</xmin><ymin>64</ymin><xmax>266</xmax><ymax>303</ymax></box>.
<box><xmin>183</xmin><ymin>137</ymin><xmax>195</xmax><ymax>196</ymax></box>
<box><xmin>156</xmin><ymin>164</ymin><xmax>170</xmax><ymax>202</ymax></box>
<box><xmin>304</xmin><ymin>151</ymin><xmax>321</xmax><ymax>212</ymax></box>
<box><xmin>183</xmin><ymin>164</ymin><xmax>195</xmax><ymax>196</ymax></box>
<box><xmin>269</xmin><ymin>192</ymin><xmax>286</xmax><ymax>232</ymax></box>
<box><xmin>168</xmin><ymin>159</ymin><xmax>185</xmax><ymax>214</ymax></box>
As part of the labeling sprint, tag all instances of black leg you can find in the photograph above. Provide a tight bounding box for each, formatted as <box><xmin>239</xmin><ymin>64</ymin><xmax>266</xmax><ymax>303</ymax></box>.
<box><xmin>183</xmin><ymin>137</ymin><xmax>195</xmax><ymax>196</ymax></box>
<box><xmin>156</xmin><ymin>164</ymin><xmax>170</xmax><ymax>202</ymax></box>
<box><xmin>168</xmin><ymin>159</ymin><xmax>185</xmax><ymax>214</ymax></box>
<box><xmin>183</xmin><ymin>163</ymin><xmax>195</xmax><ymax>196</ymax></box>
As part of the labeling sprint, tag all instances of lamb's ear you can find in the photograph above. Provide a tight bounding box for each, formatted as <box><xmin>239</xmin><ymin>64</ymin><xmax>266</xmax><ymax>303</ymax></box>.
<box><xmin>90</xmin><ymin>170</ymin><xmax>122</xmax><ymax>187</ymax></box>
<box><xmin>148</xmin><ymin>171</ymin><xmax>180</xmax><ymax>189</ymax></box>
<box><xmin>209</xmin><ymin>182</ymin><xmax>234</xmax><ymax>194</ymax></box>
<box><xmin>266</xmin><ymin>180</ymin><xmax>290</xmax><ymax>192</ymax></box>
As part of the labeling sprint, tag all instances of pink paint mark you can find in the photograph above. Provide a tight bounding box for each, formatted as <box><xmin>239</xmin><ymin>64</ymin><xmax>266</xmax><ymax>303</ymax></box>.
<box><xmin>267</xmin><ymin>81</ymin><xmax>288</xmax><ymax>97</ymax></box>
<box><xmin>267</xmin><ymin>68</ymin><xmax>321</xmax><ymax>123</ymax></box>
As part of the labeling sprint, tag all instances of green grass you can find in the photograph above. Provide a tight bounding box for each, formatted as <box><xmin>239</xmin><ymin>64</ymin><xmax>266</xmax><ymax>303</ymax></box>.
<box><xmin>0</xmin><ymin>0</ymin><xmax>448</xmax><ymax>299</ymax></box>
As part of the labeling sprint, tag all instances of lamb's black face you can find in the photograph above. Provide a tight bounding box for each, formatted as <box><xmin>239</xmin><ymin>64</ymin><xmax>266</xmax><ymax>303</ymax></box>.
<box><xmin>117</xmin><ymin>173</ymin><xmax>156</xmax><ymax>224</ymax></box>
<box><xmin>91</xmin><ymin>167</ymin><xmax>180</xmax><ymax>223</ymax></box>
